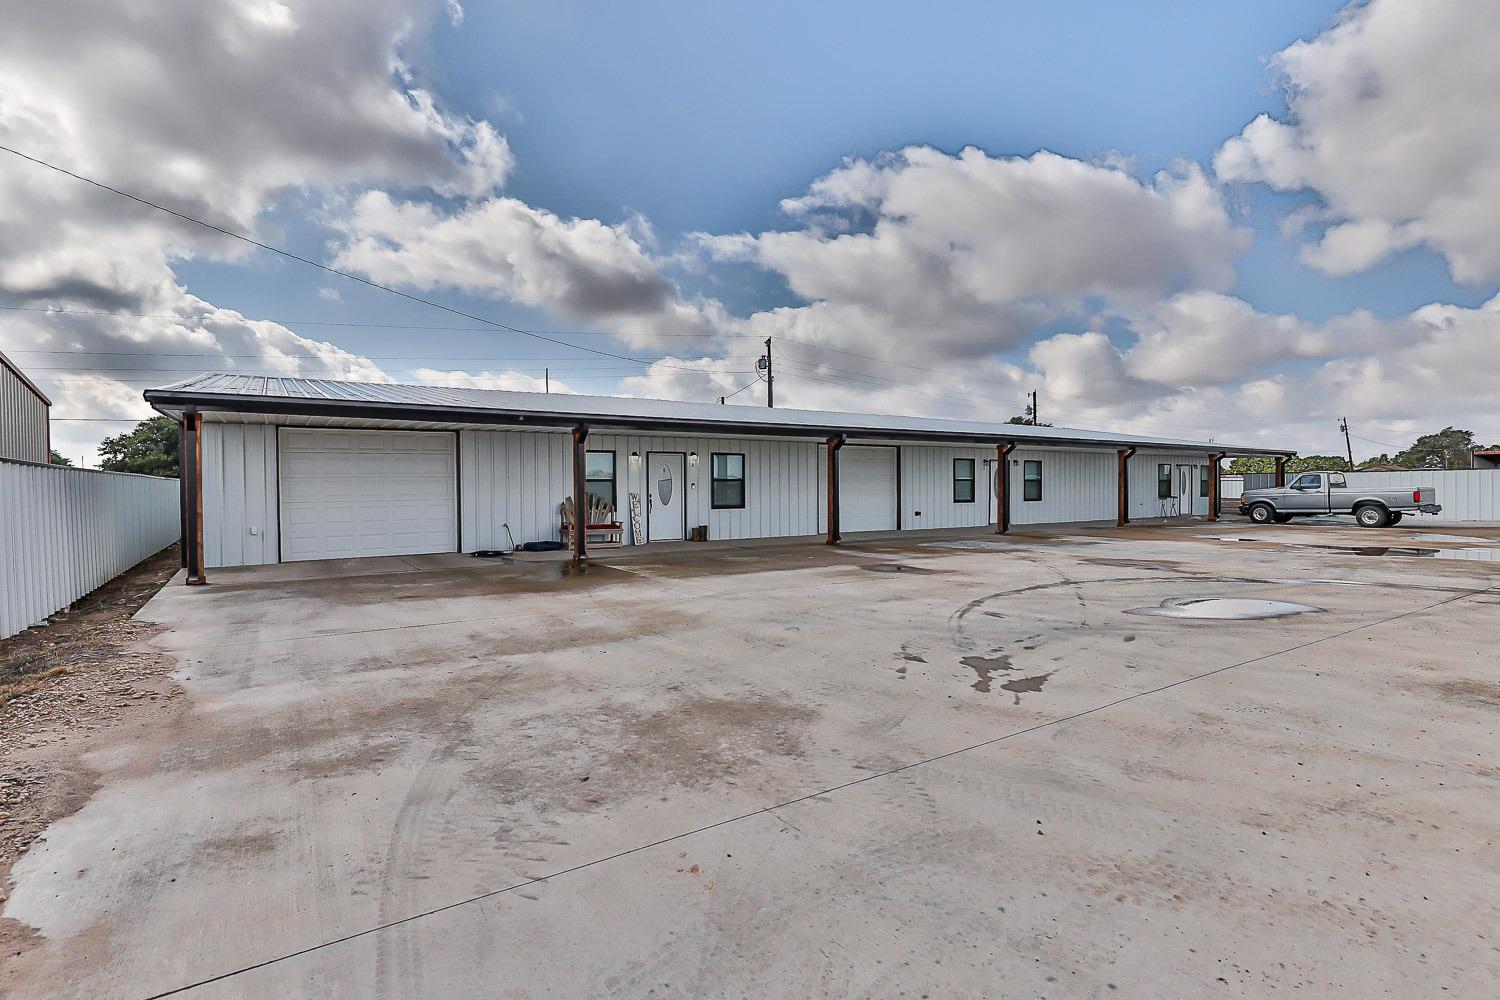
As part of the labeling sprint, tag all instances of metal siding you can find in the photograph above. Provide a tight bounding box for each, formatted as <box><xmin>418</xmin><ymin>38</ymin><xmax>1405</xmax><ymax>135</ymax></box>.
<box><xmin>1129</xmin><ymin>452</ymin><xmax>1213</xmax><ymax>519</ymax></box>
<box><xmin>899</xmin><ymin>445</ymin><xmax>993</xmax><ymax>530</ymax></box>
<box><xmin>201</xmin><ymin>422</ymin><xmax>280</xmax><ymax>567</ymax></box>
<box><xmin>0</xmin><ymin>460</ymin><xmax>179</xmax><ymax>639</ymax></box>
<box><xmin>1343</xmin><ymin>471</ymin><xmax>1499</xmax><ymax>522</ymax></box>
<box><xmin>1</xmin><ymin>364</ymin><xmax>50</xmax><ymax>464</ymax></box>
<box><xmin>591</xmin><ymin>433</ymin><xmax>822</xmax><ymax>544</ymax></box>
<box><xmin>459</xmin><ymin>429</ymin><xmax>571</xmax><ymax>550</ymax></box>
<box><xmin>1008</xmin><ymin>449</ymin><xmax>1117</xmax><ymax>525</ymax></box>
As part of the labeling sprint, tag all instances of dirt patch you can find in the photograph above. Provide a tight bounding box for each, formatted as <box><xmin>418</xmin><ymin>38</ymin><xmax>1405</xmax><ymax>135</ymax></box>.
<box><xmin>1430</xmin><ymin>679</ymin><xmax>1500</xmax><ymax>707</ymax></box>
<box><xmin>468</xmin><ymin>694</ymin><xmax>817</xmax><ymax>814</ymax></box>
<box><xmin>0</xmin><ymin>545</ymin><xmax>182</xmax><ymax>960</ymax></box>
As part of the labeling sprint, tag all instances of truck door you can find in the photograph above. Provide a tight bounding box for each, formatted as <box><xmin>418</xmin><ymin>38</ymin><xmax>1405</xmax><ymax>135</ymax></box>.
<box><xmin>1282</xmin><ymin>473</ymin><xmax>1325</xmax><ymax>511</ymax></box>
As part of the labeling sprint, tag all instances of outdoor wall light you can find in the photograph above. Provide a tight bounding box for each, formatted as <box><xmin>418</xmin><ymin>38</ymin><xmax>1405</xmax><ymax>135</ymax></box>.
<box><xmin>688</xmin><ymin>451</ymin><xmax>699</xmax><ymax>466</ymax></box>
<box><xmin>630</xmin><ymin>451</ymin><xmax>640</xmax><ymax>464</ymax></box>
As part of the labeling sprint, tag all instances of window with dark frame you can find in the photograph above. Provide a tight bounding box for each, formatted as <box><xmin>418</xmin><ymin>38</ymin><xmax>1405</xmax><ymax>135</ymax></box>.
<box><xmin>953</xmin><ymin>458</ymin><xmax>976</xmax><ymax>503</ymax></box>
<box><xmin>585</xmin><ymin>450</ymin><xmax>616</xmax><ymax>509</ymax></box>
<box><xmin>711</xmin><ymin>452</ymin><xmax>746</xmax><ymax>509</ymax></box>
<box><xmin>1199</xmin><ymin>465</ymin><xmax>1210</xmax><ymax>498</ymax></box>
<box><xmin>1023</xmin><ymin>460</ymin><xmax>1042</xmax><ymax>502</ymax></box>
<box><xmin>1157</xmin><ymin>463</ymin><xmax>1173</xmax><ymax>499</ymax></box>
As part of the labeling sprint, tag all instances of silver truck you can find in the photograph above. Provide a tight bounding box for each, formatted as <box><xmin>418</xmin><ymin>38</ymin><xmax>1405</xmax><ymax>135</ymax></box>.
<box><xmin>1238</xmin><ymin>471</ymin><xmax>1442</xmax><ymax>527</ymax></box>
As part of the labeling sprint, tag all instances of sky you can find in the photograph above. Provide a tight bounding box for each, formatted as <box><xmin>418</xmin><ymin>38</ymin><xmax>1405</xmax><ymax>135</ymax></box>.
<box><xmin>3</xmin><ymin>0</ymin><xmax>1499</xmax><ymax>466</ymax></box>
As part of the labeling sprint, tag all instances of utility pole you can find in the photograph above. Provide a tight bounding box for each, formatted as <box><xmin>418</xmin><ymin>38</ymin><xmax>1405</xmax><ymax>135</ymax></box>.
<box><xmin>719</xmin><ymin>395</ymin><xmax>726</xmax><ymax>405</ymax></box>
<box><xmin>761</xmin><ymin>337</ymin><xmax>774</xmax><ymax>407</ymax></box>
<box><xmin>1339</xmin><ymin>416</ymin><xmax>1353</xmax><ymax>469</ymax></box>
<box><xmin>545</xmin><ymin>368</ymin><xmax>550</xmax><ymax>394</ymax></box>
<box><xmin>1028</xmin><ymin>389</ymin><xmax>1038</xmax><ymax>425</ymax></box>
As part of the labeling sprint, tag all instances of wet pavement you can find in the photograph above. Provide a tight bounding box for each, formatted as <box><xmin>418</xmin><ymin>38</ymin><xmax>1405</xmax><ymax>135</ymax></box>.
<box><xmin>3</xmin><ymin>519</ymin><xmax>1499</xmax><ymax>998</ymax></box>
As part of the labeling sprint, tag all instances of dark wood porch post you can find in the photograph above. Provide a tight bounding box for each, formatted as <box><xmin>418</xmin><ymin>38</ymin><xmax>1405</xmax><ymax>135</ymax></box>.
<box><xmin>184</xmin><ymin>408</ymin><xmax>206</xmax><ymax>586</ymax></box>
<box><xmin>571</xmin><ymin>423</ymin><xmax>589</xmax><ymax>565</ymax></box>
<box><xmin>995</xmin><ymin>441</ymin><xmax>1015</xmax><ymax>534</ymax></box>
<box><xmin>1274</xmin><ymin>455</ymin><xmax>1287</xmax><ymax>487</ymax></box>
<box><xmin>1207</xmin><ymin>452</ymin><xmax>1224</xmax><ymax>522</ymax></box>
<box><xmin>178</xmin><ymin>414</ymin><xmax>188</xmax><ymax>570</ymax></box>
<box><xmin>825</xmin><ymin>434</ymin><xmax>845</xmax><ymax>545</ymax></box>
<box><xmin>1116</xmin><ymin>446</ymin><xmax>1137</xmax><ymax>527</ymax></box>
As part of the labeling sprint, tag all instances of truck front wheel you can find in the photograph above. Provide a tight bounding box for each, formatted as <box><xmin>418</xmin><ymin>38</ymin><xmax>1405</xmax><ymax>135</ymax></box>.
<box><xmin>1354</xmin><ymin>504</ymin><xmax>1390</xmax><ymax>528</ymax></box>
<box><xmin>1247</xmin><ymin>503</ymin><xmax>1276</xmax><ymax>524</ymax></box>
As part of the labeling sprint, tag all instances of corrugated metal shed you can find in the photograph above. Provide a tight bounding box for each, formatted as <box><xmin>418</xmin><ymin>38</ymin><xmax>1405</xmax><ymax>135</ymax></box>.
<box><xmin>146</xmin><ymin>373</ymin><xmax>1290</xmax><ymax>457</ymax></box>
<box><xmin>0</xmin><ymin>350</ymin><xmax>51</xmax><ymax>464</ymax></box>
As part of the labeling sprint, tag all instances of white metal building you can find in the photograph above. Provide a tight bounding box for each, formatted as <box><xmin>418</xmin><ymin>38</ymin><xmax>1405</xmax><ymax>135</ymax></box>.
<box><xmin>143</xmin><ymin>374</ymin><xmax>1291</xmax><ymax>580</ymax></box>
<box><xmin>1</xmin><ymin>349</ymin><xmax>51</xmax><ymax>464</ymax></box>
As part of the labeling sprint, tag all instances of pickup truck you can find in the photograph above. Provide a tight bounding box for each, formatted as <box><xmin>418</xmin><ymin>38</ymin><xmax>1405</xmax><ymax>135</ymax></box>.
<box><xmin>1238</xmin><ymin>472</ymin><xmax>1441</xmax><ymax>527</ymax></box>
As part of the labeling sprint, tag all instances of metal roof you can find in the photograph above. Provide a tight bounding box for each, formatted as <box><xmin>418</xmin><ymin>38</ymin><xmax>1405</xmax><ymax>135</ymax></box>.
<box><xmin>144</xmin><ymin>372</ymin><xmax>1293</xmax><ymax>456</ymax></box>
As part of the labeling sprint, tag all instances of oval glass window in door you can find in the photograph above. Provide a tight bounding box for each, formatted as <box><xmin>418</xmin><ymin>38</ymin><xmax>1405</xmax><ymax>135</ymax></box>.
<box><xmin>657</xmin><ymin>463</ymin><xmax>674</xmax><ymax>506</ymax></box>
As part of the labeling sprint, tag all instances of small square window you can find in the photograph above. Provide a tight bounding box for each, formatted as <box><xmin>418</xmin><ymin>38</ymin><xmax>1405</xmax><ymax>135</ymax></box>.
<box><xmin>953</xmin><ymin>458</ymin><xmax>975</xmax><ymax>503</ymax></box>
<box><xmin>1023</xmin><ymin>460</ymin><xmax>1042</xmax><ymax>502</ymax></box>
<box><xmin>711</xmin><ymin>452</ymin><xmax>746</xmax><ymax>509</ymax></box>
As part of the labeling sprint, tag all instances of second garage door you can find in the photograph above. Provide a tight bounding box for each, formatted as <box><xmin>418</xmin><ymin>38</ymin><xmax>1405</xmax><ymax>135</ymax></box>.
<box><xmin>279</xmin><ymin>429</ymin><xmax>456</xmax><ymax>561</ymax></box>
<box><xmin>840</xmin><ymin>446</ymin><xmax>898</xmax><ymax>532</ymax></box>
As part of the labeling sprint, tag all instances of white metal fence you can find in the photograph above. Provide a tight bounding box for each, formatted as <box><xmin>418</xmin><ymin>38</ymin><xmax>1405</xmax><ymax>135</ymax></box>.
<box><xmin>1344</xmin><ymin>470</ymin><xmax>1499</xmax><ymax>523</ymax></box>
<box><xmin>1</xmin><ymin>459</ymin><xmax>180</xmax><ymax>639</ymax></box>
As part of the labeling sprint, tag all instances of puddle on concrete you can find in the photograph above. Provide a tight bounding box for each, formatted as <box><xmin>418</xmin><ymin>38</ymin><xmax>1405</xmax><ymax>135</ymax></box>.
<box><xmin>860</xmin><ymin>563</ymin><xmax>936</xmax><ymax>574</ymax></box>
<box><xmin>1266</xmin><ymin>577</ymin><xmax>1369</xmax><ymax>587</ymax></box>
<box><xmin>1430</xmin><ymin>547</ymin><xmax>1500</xmax><ymax>562</ymax></box>
<box><xmin>1415</xmin><ymin>533</ymin><xmax>1489</xmax><ymax>544</ymax></box>
<box><xmin>1124</xmin><ymin>597</ymin><xmax>1323</xmax><ymax>620</ymax></box>
<box><xmin>901</xmin><ymin>652</ymin><xmax>927</xmax><ymax>663</ymax></box>
<box><xmin>1000</xmin><ymin>672</ymin><xmax>1052</xmax><ymax>704</ymax></box>
<box><xmin>959</xmin><ymin>653</ymin><xmax>1016</xmax><ymax>692</ymax></box>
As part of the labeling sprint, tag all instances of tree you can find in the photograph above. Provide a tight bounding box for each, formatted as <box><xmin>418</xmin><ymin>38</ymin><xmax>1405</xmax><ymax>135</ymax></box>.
<box><xmin>1006</xmin><ymin>415</ymin><xmax>1053</xmax><ymax>426</ymax></box>
<box><xmin>97</xmin><ymin>416</ymin><xmax>180</xmax><ymax>477</ymax></box>
<box><xmin>1393</xmin><ymin>427</ymin><xmax>1477</xmax><ymax>470</ymax></box>
<box><xmin>1226</xmin><ymin>455</ymin><xmax>1349</xmax><ymax>475</ymax></box>
<box><xmin>48</xmin><ymin>450</ymin><xmax>72</xmax><ymax>466</ymax></box>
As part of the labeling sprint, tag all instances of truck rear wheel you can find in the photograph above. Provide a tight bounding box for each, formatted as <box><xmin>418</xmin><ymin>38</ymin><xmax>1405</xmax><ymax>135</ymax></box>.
<box><xmin>1354</xmin><ymin>504</ymin><xmax>1390</xmax><ymax>528</ymax></box>
<box><xmin>1247</xmin><ymin>503</ymin><xmax>1275</xmax><ymax>524</ymax></box>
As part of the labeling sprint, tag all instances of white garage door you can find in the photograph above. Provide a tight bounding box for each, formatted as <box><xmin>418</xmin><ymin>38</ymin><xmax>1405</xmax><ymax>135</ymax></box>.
<box><xmin>840</xmin><ymin>446</ymin><xmax>898</xmax><ymax>532</ymax></box>
<box><xmin>279</xmin><ymin>429</ymin><xmax>456</xmax><ymax>561</ymax></box>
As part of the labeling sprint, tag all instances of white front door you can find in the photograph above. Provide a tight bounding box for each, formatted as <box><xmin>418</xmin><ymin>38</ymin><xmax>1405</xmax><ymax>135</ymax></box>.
<box><xmin>647</xmin><ymin>452</ymin><xmax>686</xmax><ymax>541</ymax></box>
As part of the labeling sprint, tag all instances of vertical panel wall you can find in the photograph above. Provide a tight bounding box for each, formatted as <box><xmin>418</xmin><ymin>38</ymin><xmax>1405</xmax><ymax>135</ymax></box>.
<box><xmin>0</xmin><ymin>460</ymin><xmax>179</xmax><ymax>639</ymax></box>
<box><xmin>200</xmin><ymin>422</ymin><xmax>280</xmax><ymax>567</ymax></box>
<box><xmin>899</xmin><ymin>445</ymin><xmax>994</xmax><ymax>529</ymax></box>
<box><xmin>1129</xmin><ymin>451</ymin><xmax>1213</xmax><ymax>519</ymax></box>
<box><xmin>0</xmin><ymin>362</ymin><xmax>49</xmax><ymax>464</ymax></box>
<box><xmin>1005</xmin><ymin>448</ymin><xmax>1117</xmax><ymax>525</ymax></box>
<box><xmin>1343</xmin><ymin>470</ymin><xmax>1499</xmax><ymax>522</ymax></box>
<box><xmin>459</xmin><ymin>429</ymin><xmax>572</xmax><ymax>550</ymax></box>
<box><xmin>590</xmin><ymin>433</ymin><xmax>824</xmax><ymax>544</ymax></box>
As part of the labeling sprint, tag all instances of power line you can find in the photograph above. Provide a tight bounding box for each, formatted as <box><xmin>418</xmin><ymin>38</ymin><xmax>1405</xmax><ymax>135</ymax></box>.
<box><xmin>0</xmin><ymin>145</ymin><xmax>726</xmax><ymax>377</ymax></box>
<box><xmin>0</xmin><ymin>304</ymin><xmax>747</xmax><ymax>339</ymax></box>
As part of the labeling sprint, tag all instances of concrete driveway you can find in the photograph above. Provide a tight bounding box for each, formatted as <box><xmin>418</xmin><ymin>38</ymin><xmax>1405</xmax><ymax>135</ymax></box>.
<box><xmin>4</xmin><ymin>522</ymin><xmax>1499</xmax><ymax>998</ymax></box>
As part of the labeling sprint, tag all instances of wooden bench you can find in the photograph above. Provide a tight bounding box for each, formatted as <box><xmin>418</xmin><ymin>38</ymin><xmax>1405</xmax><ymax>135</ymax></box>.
<box><xmin>560</xmin><ymin>496</ymin><xmax>624</xmax><ymax>548</ymax></box>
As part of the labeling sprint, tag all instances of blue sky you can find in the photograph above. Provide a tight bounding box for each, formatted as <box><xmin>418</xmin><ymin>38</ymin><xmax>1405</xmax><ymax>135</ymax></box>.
<box><xmin>6</xmin><ymin>0</ymin><xmax>1500</xmax><ymax>461</ymax></box>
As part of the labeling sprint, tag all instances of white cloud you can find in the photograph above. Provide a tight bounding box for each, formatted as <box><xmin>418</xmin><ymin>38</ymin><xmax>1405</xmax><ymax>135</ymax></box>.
<box><xmin>331</xmin><ymin>192</ymin><xmax>724</xmax><ymax>347</ymax></box>
<box><xmin>1215</xmin><ymin>0</ymin><xmax>1500</xmax><ymax>283</ymax></box>
<box><xmin>0</xmin><ymin>0</ymin><xmax>507</xmax><ymax>460</ymax></box>
<box><xmin>702</xmin><ymin>147</ymin><xmax>1248</xmax><ymax>362</ymax></box>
